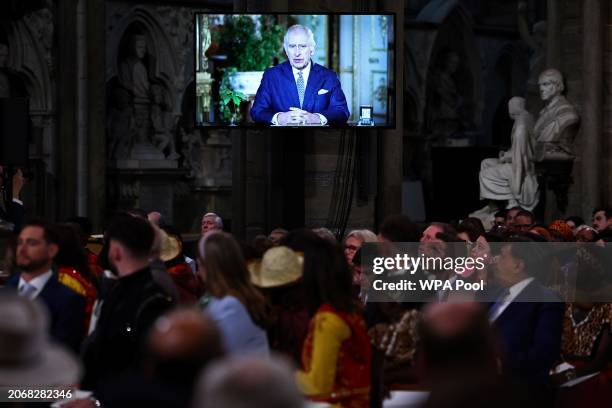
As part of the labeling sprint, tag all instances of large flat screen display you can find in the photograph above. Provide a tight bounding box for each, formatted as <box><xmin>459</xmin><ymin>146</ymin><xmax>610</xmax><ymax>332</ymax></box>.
<box><xmin>194</xmin><ymin>13</ymin><xmax>396</xmax><ymax>128</ymax></box>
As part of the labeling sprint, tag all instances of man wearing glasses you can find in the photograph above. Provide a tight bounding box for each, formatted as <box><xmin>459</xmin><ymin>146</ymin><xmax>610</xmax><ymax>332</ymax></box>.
<box><xmin>251</xmin><ymin>24</ymin><xmax>349</xmax><ymax>126</ymax></box>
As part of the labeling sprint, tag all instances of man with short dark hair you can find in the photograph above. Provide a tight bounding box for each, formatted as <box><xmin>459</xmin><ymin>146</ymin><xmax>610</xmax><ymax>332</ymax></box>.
<box><xmin>8</xmin><ymin>219</ymin><xmax>86</xmax><ymax>351</ymax></box>
<box><xmin>592</xmin><ymin>207</ymin><xmax>612</xmax><ymax>232</ymax></box>
<box><xmin>494</xmin><ymin>209</ymin><xmax>507</xmax><ymax>226</ymax></box>
<box><xmin>82</xmin><ymin>215</ymin><xmax>175</xmax><ymax>392</ymax></box>
<box><xmin>505</xmin><ymin>206</ymin><xmax>523</xmax><ymax>228</ymax></box>
<box><xmin>513</xmin><ymin>210</ymin><xmax>534</xmax><ymax>233</ymax></box>
<box><xmin>489</xmin><ymin>237</ymin><xmax>563</xmax><ymax>386</ymax></box>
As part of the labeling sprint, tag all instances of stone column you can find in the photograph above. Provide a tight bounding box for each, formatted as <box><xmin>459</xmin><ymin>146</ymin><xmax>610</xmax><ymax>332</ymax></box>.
<box><xmin>87</xmin><ymin>0</ymin><xmax>106</xmax><ymax>230</ymax></box>
<box><xmin>546</xmin><ymin>0</ymin><xmax>562</xmax><ymax>70</ymax></box>
<box><xmin>377</xmin><ymin>0</ymin><xmax>404</xmax><ymax>221</ymax></box>
<box><xmin>581</xmin><ymin>0</ymin><xmax>604</xmax><ymax>217</ymax></box>
<box><xmin>57</xmin><ymin>0</ymin><xmax>78</xmax><ymax>219</ymax></box>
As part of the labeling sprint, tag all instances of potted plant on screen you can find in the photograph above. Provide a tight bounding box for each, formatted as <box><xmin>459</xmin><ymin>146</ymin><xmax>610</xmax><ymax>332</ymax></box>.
<box><xmin>218</xmin><ymin>68</ymin><xmax>247</xmax><ymax>125</ymax></box>
<box><xmin>215</xmin><ymin>15</ymin><xmax>284</xmax><ymax>101</ymax></box>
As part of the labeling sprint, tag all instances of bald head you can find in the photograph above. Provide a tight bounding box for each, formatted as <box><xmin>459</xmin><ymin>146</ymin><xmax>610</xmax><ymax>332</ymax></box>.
<box><xmin>508</xmin><ymin>96</ymin><xmax>526</xmax><ymax>119</ymax></box>
<box><xmin>420</xmin><ymin>302</ymin><xmax>497</xmax><ymax>377</ymax></box>
<box><xmin>424</xmin><ymin>302</ymin><xmax>483</xmax><ymax>338</ymax></box>
<box><xmin>147</xmin><ymin>309</ymin><xmax>224</xmax><ymax>382</ymax></box>
<box><xmin>195</xmin><ymin>355</ymin><xmax>304</xmax><ymax>408</ymax></box>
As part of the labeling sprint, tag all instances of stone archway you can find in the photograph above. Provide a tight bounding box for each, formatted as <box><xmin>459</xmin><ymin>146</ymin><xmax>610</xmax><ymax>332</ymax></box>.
<box><xmin>422</xmin><ymin>5</ymin><xmax>482</xmax><ymax>143</ymax></box>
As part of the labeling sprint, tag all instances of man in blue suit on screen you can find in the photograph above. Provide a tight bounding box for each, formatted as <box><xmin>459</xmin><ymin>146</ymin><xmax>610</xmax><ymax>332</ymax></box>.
<box><xmin>250</xmin><ymin>24</ymin><xmax>350</xmax><ymax>126</ymax></box>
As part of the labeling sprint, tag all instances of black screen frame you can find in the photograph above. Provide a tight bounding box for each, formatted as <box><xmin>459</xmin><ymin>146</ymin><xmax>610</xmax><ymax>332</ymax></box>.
<box><xmin>192</xmin><ymin>12</ymin><xmax>397</xmax><ymax>130</ymax></box>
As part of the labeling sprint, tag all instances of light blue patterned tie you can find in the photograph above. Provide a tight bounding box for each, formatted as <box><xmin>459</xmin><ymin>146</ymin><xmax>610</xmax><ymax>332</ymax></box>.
<box><xmin>19</xmin><ymin>282</ymin><xmax>37</xmax><ymax>299</ymax></box>
<box><xmin>297</xmin><ymin>70</ymin><xmax>305</xmax><ymax>108</ymax></box>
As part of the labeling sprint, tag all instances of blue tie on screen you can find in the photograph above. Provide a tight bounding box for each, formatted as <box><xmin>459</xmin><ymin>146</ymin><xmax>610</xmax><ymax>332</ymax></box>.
<box><xmin>297</xmin><ymin>70</ymin><xmax>305</xmax><ymax>108</ymax></box>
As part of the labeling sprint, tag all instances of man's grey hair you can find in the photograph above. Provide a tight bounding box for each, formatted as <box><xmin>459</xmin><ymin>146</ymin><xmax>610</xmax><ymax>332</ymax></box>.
<box><xmin>312</xmin><ymin>227</ymin><xmax>336</xmax><ymax>243</ymax></box>
<box><xmin>194</xmin><ymin>355</ymin><xmax>304</xmax><ymax>408</ymax></box>
<box><xmin>283</xmin><ymin>24</ymin><xmax>316</xmax><ymax>50</ymax></box>
<box><xmin>203</xmin><ymin>212</ymin><xmax>223</xmax><ymax>229</ymax></box>
<box><xmin>345</xmin><ymin>229</ymin><xmax>378</xmax><ymax>244</ymax></box>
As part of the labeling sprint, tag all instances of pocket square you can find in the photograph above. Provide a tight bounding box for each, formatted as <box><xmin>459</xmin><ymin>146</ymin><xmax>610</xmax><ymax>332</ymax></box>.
<box><xmin>317</xmin><ymin>89</ymin><xmax>329</xmax><ymax>95</ymax></box>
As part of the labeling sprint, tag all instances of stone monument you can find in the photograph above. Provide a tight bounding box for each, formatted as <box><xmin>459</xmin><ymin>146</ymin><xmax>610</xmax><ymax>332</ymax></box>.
<box><xmin>471</xmin><ymin>97</ymin><xmax>538</xmax><ymax>225</ymax></box>
<box><xmin>533</xmin><ymin>69</ymin><xmax>580</xmax><ymax>161</ymax></box>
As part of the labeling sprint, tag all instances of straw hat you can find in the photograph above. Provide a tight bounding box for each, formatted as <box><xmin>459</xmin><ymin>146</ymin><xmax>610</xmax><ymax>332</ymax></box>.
<box><xmin>0</xmin><ymin>293</ymin><xmax>81</xmax><ymax>386</ymax></box>
<box><xmin>249</xmin><ymin>246</ymin><xmax>303</xmax><ymax>288</ymax></box>
<box><xmin>160</xmin><ymin>230</ymin><xmax>183</xmax><ymax>262</ymax></box>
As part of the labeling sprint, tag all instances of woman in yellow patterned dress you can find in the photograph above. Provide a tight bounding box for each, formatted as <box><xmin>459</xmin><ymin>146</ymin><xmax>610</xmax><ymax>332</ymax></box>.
<box><xmin>296</xmin><ymin>237</ymin><xmax>371</xmax><ymax>408</ymax></box>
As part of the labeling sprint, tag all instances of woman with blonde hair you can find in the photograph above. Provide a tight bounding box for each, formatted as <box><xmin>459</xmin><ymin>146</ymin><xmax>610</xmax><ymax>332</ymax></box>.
<box><xmin>198</xmin><ymin>231</ymin><xmax>269</xmax><ymax>355</ymax></box>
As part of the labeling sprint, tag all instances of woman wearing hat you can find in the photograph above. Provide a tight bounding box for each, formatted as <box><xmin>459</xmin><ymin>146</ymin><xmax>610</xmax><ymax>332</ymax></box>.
<box><xmin>197</xmin><ymin>232</ymin><xmax>269</xmax><ymax>356</ymax></box>
<box><xmin>296</xmin><ymin>238</ymin><xmax>371</xmax><ymax>407</ymax></box>
<box><xmin>249</xmin><ymin>245</ymin><xmax>309</xmax><ymax>365</ymax></box>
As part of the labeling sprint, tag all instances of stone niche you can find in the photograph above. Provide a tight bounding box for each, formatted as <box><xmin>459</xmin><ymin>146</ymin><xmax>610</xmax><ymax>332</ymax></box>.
<box><xmin>105</xmin><ymin>3</ymin><xmax>232</xmax><ymax>225</ymax></box>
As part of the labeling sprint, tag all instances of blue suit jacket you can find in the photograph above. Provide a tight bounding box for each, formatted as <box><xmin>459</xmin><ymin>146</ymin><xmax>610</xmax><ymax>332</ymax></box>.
<box><xmin>250</xmin><ymin>61</ymin><xmax>350</xmax><ymax>125</ymax></box>
<box><xmin>7</xmin><ymin>272</ymin><xmax>86</xmax><ymax>351</ymax></box>
<box><xmin>492</xmin><ymin>280</ymin><xmax>564</xmax><ymax>383</ymax></box>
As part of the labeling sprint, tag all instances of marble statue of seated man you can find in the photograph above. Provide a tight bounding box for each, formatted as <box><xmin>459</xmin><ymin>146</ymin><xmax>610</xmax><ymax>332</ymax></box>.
<box><xmin>471</xmin><ymin>97</ymin><xmax>539</xmax><ymax>223</ymax></box>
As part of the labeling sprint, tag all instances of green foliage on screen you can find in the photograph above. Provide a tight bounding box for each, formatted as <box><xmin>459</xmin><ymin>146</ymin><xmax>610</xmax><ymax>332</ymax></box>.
<box><xmin>215</xmin><ymin>15</ymin><xmax>284</xmax><ymax>71</ymax></box>
<box><xmin>218</xmin><ymin>67</ymin><xmax>247</xmax><ymax>123</ymax></box>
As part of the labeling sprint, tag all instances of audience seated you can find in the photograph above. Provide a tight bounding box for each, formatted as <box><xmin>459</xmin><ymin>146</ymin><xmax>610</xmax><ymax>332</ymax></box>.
<box><xmin>249</xmin><ymin>245</ymin><xmax>309</xmax><ymax>365</ymax></box>
<box><xmin>159</xmin><ymin>226</ymin><xmax>203</xmax><ymax>305</ymax></box>
<box><xmin>81</xmin><ymin>215</ymin><xmax>175</xmax><ymax>392</ymax></box>
<box><xmin>53</xmin><ymin>223</ymin><xmax>98</xmax><ymax>333</ymax></box>
<box><xmin>296</xmin><ymin>237</ymin><xmax>371</xmax><ymax>407</ymax></box>
<box><xmin>420</xmin><ymin>302</ymin><xmax>534</xmax><ymax>408</ymax></box>
<box><xmin>0</xmin><ymin>293</ymin><xmax>81</xmax><ymax>387</ymax></box>
<box><xmin>592</xmin><ymin>207</ymin><xmax>612</xmax><ymax>232</ymax></box>
<box><xmin>488</xmin><ymin>236</ymin><xmax>564</xmax><ymax>404</ymax></box>
<box><xmin>198</xmin><ymin>231</ymin><xmax>269</xmax><ymax>356</ymax></box>
<box><xmin>552</xmin><ymin>246</ymin><xmax>612</xmax><ymax>407</ymax></box>
<box><xmin>6</xmin><ymin>219</ymin><xmax>86</xmax><ymax>352</ymax></box>
<box><xmin>97</xmin><ymin>309</ymin><xmax>224</xmax><ymax>408</ymax></box>
<box><xmin>2</xmin><ymin>201</ymin><xmax>612</xmax><ymax>407</ymax></box>
<box><xmin>194</xmin><ymin>355</ymin><xmax>305</xmax><ymax>408</ymax></box>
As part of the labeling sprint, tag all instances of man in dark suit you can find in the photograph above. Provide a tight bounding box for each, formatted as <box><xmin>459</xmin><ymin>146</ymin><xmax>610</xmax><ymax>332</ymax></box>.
<box><xmin>250</xmin><ymin>24</ymin><xmax>349</xmax><ymax>126</ymax></box>
<box><xmin>9</xmin><ymin>220</ymin><xmax>86</xmax><ymax>351</ymax></box>
<box><xmin>82</xmin><ymin>215</ymin><xmax>175</xmax><ymax>392</ymax></box>
<box><xmin>488</xmin><ymin>237</ymin><xmax>564</xmax><ymax>386</ymax></box>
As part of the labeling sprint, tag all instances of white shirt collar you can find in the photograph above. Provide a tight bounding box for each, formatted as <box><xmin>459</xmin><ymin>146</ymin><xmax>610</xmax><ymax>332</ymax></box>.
<box><xmin>489</xmin><ymin>277</ymin><xmax>534</xmax><ymax>322</ymax></box>
<box><xmin>18</xmin><ymin>269</ymin><xmax>53</xmax><ymax>299</ymax></box>
<box><xmin>507</xmin><ymin>277</ymin><xmax>534</xmax><ymax>300</ymax></box>
<box><xmin>291</xmin><ymin>61</ymin><xmax>312</xmax><ymax>85</ymax></box>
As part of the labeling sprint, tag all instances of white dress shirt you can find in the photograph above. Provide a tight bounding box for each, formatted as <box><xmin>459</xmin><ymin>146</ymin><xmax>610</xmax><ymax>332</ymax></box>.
<box><xmin>271</xmin><ymin>62</ymin><xmax>328</xmax><ymax>125</ymax></box>
<box><xmin>489</xmin><ymin>277</ymin><xmax>534</xmax><ymax>322</ymax></box>
<box><xmin>18</xmin><ymin>269</ymin><xmax>53</xmax><ymax>300</ymax></box>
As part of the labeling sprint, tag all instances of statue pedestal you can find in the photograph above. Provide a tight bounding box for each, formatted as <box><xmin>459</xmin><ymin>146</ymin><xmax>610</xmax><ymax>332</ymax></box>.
<box><xmin>113</xmin><ymin>142</ymin><xmax>178</xmax><ymax>169</ymax></box>
<box><xmin>107</xmin><ymin>167</ymin><xmax>188</xmax><ymax>223</ymax></box>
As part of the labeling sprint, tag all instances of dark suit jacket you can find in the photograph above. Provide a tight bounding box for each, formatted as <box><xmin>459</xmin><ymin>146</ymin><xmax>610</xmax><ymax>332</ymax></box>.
<box><xmin>492</xmin><ymin>279</ymin><xmax>564</xmax><ymax>383</ymax></box>
<box><xmin>7</xmin><ymin>271</ymin><xmax>86</xmax><ymax>351</ymax></box>
<box><xmin>250</xmin><ymin>61</ymin><xmax>350</xmax><ymax>125</ymax></box>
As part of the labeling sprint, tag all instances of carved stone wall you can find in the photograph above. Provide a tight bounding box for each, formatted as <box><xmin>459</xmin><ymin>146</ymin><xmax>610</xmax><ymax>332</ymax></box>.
<box><xmin>1</xmin><ymin>4</ymin><xmax>57</xmax><ymax>218</ymax></box>
<box><xmin>105</xmin><ymin>2</ymin><xmax>238</xmax><ymax>229</ymax></box>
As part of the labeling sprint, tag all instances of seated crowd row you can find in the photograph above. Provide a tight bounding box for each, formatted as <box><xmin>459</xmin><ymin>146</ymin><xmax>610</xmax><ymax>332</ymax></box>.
<box><xmin>1</xmin><ymin>206</ymin><xmax>612</xmax><ymax>407</ymax></box>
